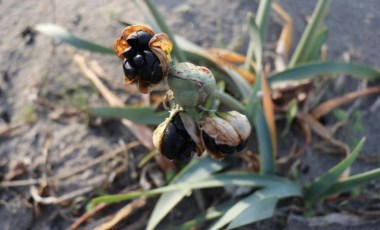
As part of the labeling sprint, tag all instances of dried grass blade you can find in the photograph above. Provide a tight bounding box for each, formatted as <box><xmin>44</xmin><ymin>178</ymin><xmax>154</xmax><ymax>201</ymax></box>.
<box><xmin>311</xmin><ymin>86</ymin><xmax>380</xmax><ymax>119</ymax></box>
<box><xmin>94</xmin><ymin>198</ymin><xmax>147</xmax><ymax>230</ymax></box>
<box><xmin>273</xmin><ymin>2</ymin><xmax>293</xmax><ymax>71</ymax></box>
<box><xmin>261</xmin><ymin>73</ymin><xmax>277</xmax><ymax>159</ymax></box>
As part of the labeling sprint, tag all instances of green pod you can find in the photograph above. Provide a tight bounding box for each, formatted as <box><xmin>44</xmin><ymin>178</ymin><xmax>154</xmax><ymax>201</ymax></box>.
<box><xmin>167</xmin><ymin>62</ymin><xmax>216</xmax><ymax>108</ymax></box>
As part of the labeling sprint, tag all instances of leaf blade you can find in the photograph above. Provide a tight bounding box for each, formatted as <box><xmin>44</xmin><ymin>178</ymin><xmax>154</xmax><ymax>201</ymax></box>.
<box><xmin>305</xmin><ymin>138</ymin><xmax>366</xmax><ymax>201</ymax></box>
<box><xmin>269</xmin><ymin>61</ymin><xmax>380</xmax><ymax>88</ymax></box>
<box><xmin>35</xmin><ymin>23</ymin><xmax>114</xmax><ymax>54</ymax></box>
<box><xmin>146</xmin><ymin>157</ymin><xmax>225</xmax><ymax>230</ymax></box>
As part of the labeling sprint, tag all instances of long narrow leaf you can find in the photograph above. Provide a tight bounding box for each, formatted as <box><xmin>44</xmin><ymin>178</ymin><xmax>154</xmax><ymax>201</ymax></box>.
<box><xmin>245</xmin><ymin>13</ymin><xmax>263</xmax><ymax>70</ymax></box>
<box><xmin>305</xmin><ymin>27</ymin><xmax>328</xmax><ymax>61</ymax></box>
<box><xmin>147</xmin><ymin>157</ymin><xmax>225</xmax><ymax>230</ymax></box>
<box><xmin>176</xmin><ymin>200</ymin><xmax>236</xmax><ymax>230</ymax></box>
<box><xmin>88</xmin><ymin>106</ymin><xmax>167</xmax><ymax>125</ymax></box>
<box><xmin>88</xmin><ymin>172</ymin><xmax>299</xmax><ymax>209</ymax></box>
<box><xmin>35</xmin><ymin>23</ymin><xmax>114</xmax><ymax>54</ymax></box>
<box><xmin>210</xmin><ymin>185</ymin><xmax>302</xmax><ymax>230</ymax></box>
<box><xmin>269</xmin><ymin>61</ymin><xmax>380</xmax><ymax>88</ymax></box>
<box><xmin>320</xmin><ymin>168</ymin><xmax>380</xmax><ymax>199</ymax></box>
<box><xmin>255</xmin><ymin>0</ymin><xmax>273</xmax><ymax>42</ymax></box>
<box><xmin>288</xmin><ymin>0</ymin><xmax>330</xmax><ymax>67</ymax></box>
<box><xmin>305</xmin><ymin>138</ymin><xmax>366</xmax><ymax>201</ymax></box>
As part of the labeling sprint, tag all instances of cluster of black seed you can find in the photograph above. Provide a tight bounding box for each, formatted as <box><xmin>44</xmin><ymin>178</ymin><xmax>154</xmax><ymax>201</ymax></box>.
<box><xmin>122</xmin><ymin>30</ymin><xmax>163</xmax><ymax>83</ymax></box>
<box><xmin>161</xmin><ymin>113</ymin><xmax>196</xmax><ymax>161</ymax></box>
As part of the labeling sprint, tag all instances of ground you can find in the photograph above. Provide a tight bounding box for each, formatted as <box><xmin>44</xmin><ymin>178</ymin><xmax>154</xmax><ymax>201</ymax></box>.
<box><xmin>0</xmin><ymin>0</ymin><xmax>379</xmax><ymax>229</ymax></box>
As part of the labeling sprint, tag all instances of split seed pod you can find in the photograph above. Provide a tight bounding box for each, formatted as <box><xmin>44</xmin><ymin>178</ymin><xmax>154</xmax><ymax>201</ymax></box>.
<box><xmin>199</xmin><ymin>111</ymin><xmax>251</xmax><ymax>160</ymax></box>
<box><xmin>167</xmin><ymin>62</ymin><xmax>217</xmax><ymax>108</ymax></box>
<box><xmin>153</xmin><ymin>110</ymin><xmax>204</xmax><ymax>161</ymax></box>
<box><xmin>114</xmin><ymin>25</ymin><xmax>173</xmax><ymax>93</ymax></box>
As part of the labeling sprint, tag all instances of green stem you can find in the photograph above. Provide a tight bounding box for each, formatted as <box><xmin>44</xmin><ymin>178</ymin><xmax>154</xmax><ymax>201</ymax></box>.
<box><xmin>143</xmin><ymin>0</ymin><xmax>187</xmax><ymax>62</ymax></box>
<box><xmin>211</xmin><ymin>90</ymin><xmax>245</xmax><ymax>113</ymax></box>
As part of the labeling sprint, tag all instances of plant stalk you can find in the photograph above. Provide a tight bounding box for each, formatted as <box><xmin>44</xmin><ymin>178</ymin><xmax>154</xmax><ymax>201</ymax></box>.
<box><xmin>211</xmin><ymin>90</ymin><xmax>245</xmax><ymax>113</ymax></box>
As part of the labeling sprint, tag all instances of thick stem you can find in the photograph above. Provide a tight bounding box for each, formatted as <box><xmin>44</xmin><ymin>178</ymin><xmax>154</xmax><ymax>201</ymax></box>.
<box><xmin>211</xmin><ymin>90</ymin><xmax>245</xmax><ymax>113</ymax></box>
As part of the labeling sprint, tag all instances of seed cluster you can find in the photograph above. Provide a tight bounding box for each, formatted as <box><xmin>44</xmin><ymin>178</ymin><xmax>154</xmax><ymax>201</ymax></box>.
<box><xmin>161</xmin><ymin>113</ymin><xmax>196</xmax><ymax>161</ymax></box>
<box><xmin>155</xmin><ymin>110</ymin><xmax>251</xmax><ymax>161</ymax></box>
<box><xmin>122</xmin><ymin>30</ymin><xmax>163</xmax><ymax>84</ymax></box>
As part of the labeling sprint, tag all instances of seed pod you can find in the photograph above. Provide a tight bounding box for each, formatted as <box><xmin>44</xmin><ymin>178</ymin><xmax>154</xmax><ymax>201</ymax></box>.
<box><xmin>167</xmin><ymin>62</ymin><xmax>216</xmax><ymax>108</ymax></box>
<box><xmin>153</xmin><ymin>111</ymin><xmax>204</xmax><ymax>161</ymax></box>
<box><xmin>114</xmin><ymin>25</ymin><xmax>173</xmax><ymax>93</ymax></box>
<box><xmin>199</xmin><ymin>111</ymin><xmax>251</xmax><ymax>160</ymax></box>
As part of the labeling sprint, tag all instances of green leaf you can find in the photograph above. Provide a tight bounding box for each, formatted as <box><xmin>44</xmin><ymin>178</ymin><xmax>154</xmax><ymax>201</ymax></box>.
<box><xmin>288</xmin><ymin>0</ymin><xmax>330</xmax><ymax>67</ymax></box>
<box><xmin>305</xmin><ymin>27</ymin><xmax>328</xmax><ymax>61</ymax></box>
<box><xmin>176</xmin><ymin>200</ymin><xmax>236</xmax><ymax>230</ymax></box>
<box><xmin>305</xmin><ymin>138</ymin><xmax>366</xmax><ymax>201</ymax></box>
<box><xmin>210</xmin><ymin>184</ymin><xmax>302</xmax><ymax>230</ymax></box>
<box><xmin>245</xmin><ymin>13</ymin><xmax>263</xmax><ymax>70</ymax></box>
<box><xmin>281</xmin><ymin>99</ymin><xmax>298</xmax><ymax>137</ymax></box>
<box><xmin>320</xmin><ymin>168</ymin><xmax>380</xmax><ymax>199</ymax></box>
<box><xmin>255</xmin><ymin>108</ymin><xmax>275</xmax><ymax>175</ymax></box>
<box><xmin>88</xmin><ymin>171</ymin><xmax>299</xmax><ymax>209</ymax></box>
<box><xmin>88</xmin><ymin>106</ymin><xmax>167</xmax><ymax>125</ymax></box>
<box><xmin>254</xmin><ymin>0</ymin><xmax>273</xmax><ymax>42</ymax></box>
<box><xmin>269</xmin><ymin>61</ymin><xmax>380</xmax><ymax>88</ymax></box>
<box><xmin>147</xmin><ymin>157</ymin><xmax>225</xmax><ymax>230</ymax></box>
<box><xmin>34</xmin><ymin>23</ymin><xmax>114</xmax><ymax>54</ymax></box>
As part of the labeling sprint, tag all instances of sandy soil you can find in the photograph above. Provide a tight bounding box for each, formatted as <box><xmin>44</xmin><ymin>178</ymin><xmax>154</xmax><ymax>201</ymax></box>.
<box><xmin>0</xmin><ymin>0</ymin><xmax>379</xmax><ymax>229</ymax></box>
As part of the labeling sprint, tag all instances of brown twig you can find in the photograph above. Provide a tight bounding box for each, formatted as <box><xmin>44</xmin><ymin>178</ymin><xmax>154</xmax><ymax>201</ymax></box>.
<box><xmin>311</xmin><ymin>86</ymin><xmax>380</xmax><ymax>119</ymax></box>
<box><xmin>69</xmin><ymin>203</ymin><xmax>108</xmax><ymax>230</ymax></box>
<box><xmin>94</xmin><ymin>198</ymin><xmax>147</xmax><ymax>230</ymax></box>
<box><xmin>30</xmin><ymin>185</ymin><xmax>95</xmax><ymax>205</ymax></box>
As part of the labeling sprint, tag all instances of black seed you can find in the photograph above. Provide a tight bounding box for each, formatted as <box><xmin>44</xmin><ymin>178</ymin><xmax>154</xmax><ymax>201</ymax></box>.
<box><xmin>161</xmin><ymin>113</ymin><xmax>195</xmax><ymax>161</ymax></box>
<box><xmin>202</xmin><ymin>131</ymin><xmax>219</xmax><ymax>154</ymax></box>
<box><xmin>122</xmin><ymin>47</ymin><xmax>136</xmax><ymax>60</ymax></box>
<box><xmin>132</xmin><ymin>54</ymin><xmax>145</xmax><ymax>68</ymax></box>
<box><xmin>138</xmin><ymin>50</ymin><xmax>163</xmax><ymax>83</ymax></box>
<box><xmin>218</xmin><ymin>144</ymin><xmax>236</xmax><ymax>155</ymax></box>
<box><xmin>123</xmin><ymin>61</ymin><xmax>137</xmax><ymax>80</ymax></box>
<box><xmin>236</xmin><ymin>139</ymin><xmax>248</xmax><ymax>152</ymax></box>
<box><xmin>150</xmin><ymin>60</ymin><xmax>163</xmax><ymax>83</ymax></box>
<box><xmin>126</xmin><ymin>30</ymin><xmax>153</xmax><ymax>50</ymax></box>
<box><xmin>202</xmin><ymin>131</ymin><xmax>239</xmax><ymax>155</ymax></box>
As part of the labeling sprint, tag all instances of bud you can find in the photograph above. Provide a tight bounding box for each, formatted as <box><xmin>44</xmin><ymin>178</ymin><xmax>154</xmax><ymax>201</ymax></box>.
<box><xmin>199</xmin><ymin>111</ymin><xmax>251</xmax><ymax>160</ymax></box>
<box><xmin>153</xmin><ymin>110</ymin><xmax>204</xmax><ymax>161</ymax></box>
<box><xmin>167</xmin><ymin>62</ymin><xmax>216</xmax><ymax>108</ymax></box>
<box><xmin>114</xmin><ymin>25</ymin><xmax>173</xmax><ymax>93</ymax></box>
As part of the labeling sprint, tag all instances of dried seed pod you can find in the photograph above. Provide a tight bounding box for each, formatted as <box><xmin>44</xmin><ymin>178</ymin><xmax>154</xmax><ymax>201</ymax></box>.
<box><xmin>199</xmin><ymin>111</ymin><xmax>251</xmax><ymax>160</ymax></box>
<box><xmin>167</xmin><ymin>62</ymin><xmax>216</xmax><ymax>108</ymax></box>
<box><xmin>114</xmin><ymin>25</ymin><xmax>173</xmax><ymax>93</ymax></box>
<box><xmin>153</xmin><ymin>111</ymin><xmax>204</xmax><ymax>161</ymax></box>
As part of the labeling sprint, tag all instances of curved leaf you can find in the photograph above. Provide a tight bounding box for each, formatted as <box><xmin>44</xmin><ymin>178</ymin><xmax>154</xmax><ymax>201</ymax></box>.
<box><xmin>147</xmin><ymin>157</ymin><xmax>225</xmax><ymax>230</ymax></box>
<box><xmin>305</xmin><ymin>138</ymin><xmax>365</xmax><ymax>202</ymax></box>
<box><xmin>269</xmin><ymin>61</ymin><xmax>380</xmax><ymax>88</ymax></box>
<box><xmin>88</xmin><ymin>171</ymin><xmax>299</xmax><ymax>209</ymax></box>
<box><xmin>210</xmin><ymin>184</ymin><xmax>302</xmax><ymax>230</ymax></box>
<box><xmin>35</xmin><ymin>23</ymin><xmax>114</xmax><ymax>54</ymax></box>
